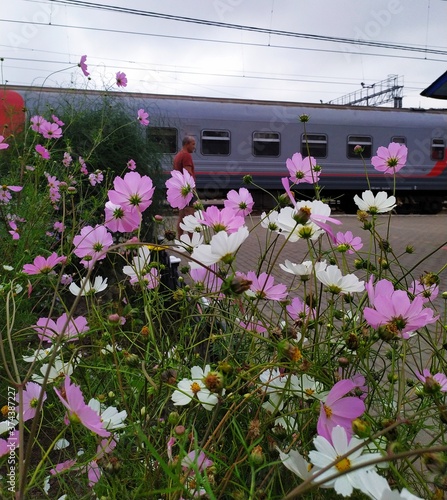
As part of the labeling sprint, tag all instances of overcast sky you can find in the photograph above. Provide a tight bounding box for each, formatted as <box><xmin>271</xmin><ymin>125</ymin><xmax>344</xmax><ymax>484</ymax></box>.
<box><xmin>2</xmin><ymin>0</ymin><xmax>447</xmax><ymax>108</ymax></box>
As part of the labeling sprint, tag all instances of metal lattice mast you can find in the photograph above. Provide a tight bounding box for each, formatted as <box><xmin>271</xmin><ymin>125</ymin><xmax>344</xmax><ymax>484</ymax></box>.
<box><xmin>327</xmin><ymin>75</ymin><xmax>404</xmax><ymax>107</ymax></box>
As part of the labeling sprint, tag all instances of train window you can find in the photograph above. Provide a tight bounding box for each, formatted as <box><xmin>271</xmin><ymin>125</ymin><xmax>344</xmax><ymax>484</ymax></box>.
<box><xmin>391</xmin><ymin>136</ymin><xmax>406</xmax><ymax>145</ymax></box>
<box><xmin>148</xmin><ymin>127</ymin><xmax>178</xmax><ymax>154</ymax></box>
<box><xmin>252</xmin><ymin>132</ymin><xmax>280</xmax><ymax>157</ymax></box>
<box><xmin>201</xmin><ymin>130</ymin><xmax>230</xmax><ymax>155</ymax></box>
<box><xmin>347</xmin><ymin>135</ymin><xmax>372</xmax><ymax>159</ymax></box>
<box><xmin>301</xmin><ymin>133</ymin><xmax>327</xmax><ymax>158</ymax></box>
<box><xmin>431</xmin><ymin>139</ymin><xmax>445</xmax><ymax>160</ymax></box>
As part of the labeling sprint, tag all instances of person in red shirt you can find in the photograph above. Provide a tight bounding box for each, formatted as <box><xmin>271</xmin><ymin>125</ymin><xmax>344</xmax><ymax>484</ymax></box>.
<box><xmin>173</xmin><ymin>136</ymin><xmax>196</xmax><ymax>237</ymax></box>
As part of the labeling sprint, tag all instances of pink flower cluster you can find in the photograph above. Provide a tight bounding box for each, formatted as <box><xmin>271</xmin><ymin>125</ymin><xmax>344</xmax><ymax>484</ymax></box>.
<box><xmin>30</xmin><ymin>114</ymin><xmax>64</xmax><ymax>139</ymax></box>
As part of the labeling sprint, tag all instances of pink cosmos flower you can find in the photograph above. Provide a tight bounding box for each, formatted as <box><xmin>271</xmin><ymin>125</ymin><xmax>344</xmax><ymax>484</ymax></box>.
<box><xmin>50</xmin><ymin>459</ymin><xmax>78</xmax><ymax>475</ymax></box>
<box><xmin>371</xmin><ymin>142</ymin><xmax>408</xmax><ymax>174</ymax></box>
<box><xmin>34</xmin><ymin>313</ymin><xmax>88</xmax><ymax>343</ymax></box>
<box><xmin>63</xmin><ymin>152</ymin><xmax>73</xmax><ymax>167</ymax></box>
<box><xmin>363</xmin><ymin>288</ymin><xmax>439</xmax><ymax>339</ymax></box>
<box><xmin>0</xmin><ymin>184</ymin><xmax>23</xmax><ymax>204</ymax></box>
<box><xmin>244</xmin><ymin>271</ymin><xmax>288</xmax><ymax>301</ymax></box>
<box><xmin>416</xmin><ymin>369</ymin><xmax>447</xmax><ymax>393</ymax></box>
<box><xmin>79</xmin><ymin>156</ymin><xmax>88</xmax><ymax>175</ymax></box>
<box><xmin>40</xmin><ymin>121</ymin><xmax>63</xmax><ymax>139</ymax></box>
<box><xmin>0</xmin><ymin>431</ymin><xmax>19</xmax><ymax>458</ymax></box>
<box><xmin>139</xmin><ymin>269</ymin><xmax>160</xmax><ymax>290</ymax></box>
<box><xmin>52</xmin><ymin>115</ymin><xmax>64</xmax><ymax>126</ymax></box>
<box><xmin>79</xmin><ymin>54</ymin><xmax>89</xmax><ymax>76</ymax></box>
<box><xmin>127</xmin><ymin>159</ymin><xmax>136</xmax><ymax>170</ymax></box>
<box><xmin>0</xmin><ymin>135</ymin><xmax>9</xmax><ymax>149</ymax></box>
<box><xmin>201</xmin><ymin>205</ymin><xmax>245</xmax><ymax>234</ymax></box>
<box><xmin>108</xmin><ymin>172</ymin><xmax>155</xmax><ymax>213</ymax></box>
<box><xmin>23</xmin><ymin>252</ymin><xmax>66</xmax><ymax>275</ymax></box>
<box><xmin>287</xmin><ymin>296</ymin><xmax>316</xmax><ymax>322</ymax></box>
<box><xmin>190</xmin><ymin>265</ymin><xmax>223</xmax><ymax>295</ymax></box>
<box><xmin>365</xmin><ymin>277</ymin><xmax>394</xmax><ymax>306</ymax></box>
<box><xmin>137</xmin><ymin>108</ymin><xmax>149</xmax><ymax>126</ymax></box>
<box><xmin>335</xmin><ymin>230</ymin><xmax>363</xmax><ymax>254</ymax></box>
<box><xmin>317</xmin><ymin>378</ymin><xmax>365</xmax><ymax>443</ymax></box>
<box><xmin>116</xmin><ymin>71</ymin><xmax>127</xmax><ymax>87</ymax></box>
<box><xmin>104</xmin><ymin>201</ymin><xmax>141</xmax><ymax>233</ymax></box>
<box><xmin>73</xmin><ymin>225</ymin><xmax>113</xmax><ymax>266</ymax></box>
<box><xmin>182</xmin><ymin>450</ymin><xmax>213</xmax><ymax>473</ymax></box>
<box><xmin>409</xmin><ymin>279</ymin><xmax>439</xmax><ymax>304</ymax></box>
<box><xmin>54</xmin><ymin>221</ymin><xmax>65</xmax><ymax>233</ymax></box>
<box><xmin>54</xmin><ymin>376</ymin><xmax>110</xmax><ymax>437</ymax></box>
<box><xmin>286</xmin><ymin>152</ymin><xmax>320</xmax><ymax>184</ymax></box>
<box><xmin>89</xmin><ymin>170</ymin><xmax>104</xmax><ymax>186</ymax></box>
<box><xmin>16</xmin><ymin>382</ymin><xmax>47</xmax><ymax>421</ymax></box>
<box><xmin>224</xmin><ymin>187</ymin><xmax>254</xmax><ymax>216</ymax></box>
<box><xmin>165</xmin><ymin>169</ymin><xmax>196</xmax><ymax>210</ymax></box>
<box><xmin>280</xmin><ymin>177</ymin><xmax>341</xmax><ymax>242</ymax></box>
<box><xmin>35</xmin><ymin>144</ymin><xmax>50</xmax><ymax>159</ymax></box>
<box><xmin>8</xmin><ymin>220</ymin><xmax>20</xmax><ymax>240</ymax></box>
<box><xmin>30</xmin><ymin>115</ymin><xmax>47</xmax><ymax>133</ymax></box>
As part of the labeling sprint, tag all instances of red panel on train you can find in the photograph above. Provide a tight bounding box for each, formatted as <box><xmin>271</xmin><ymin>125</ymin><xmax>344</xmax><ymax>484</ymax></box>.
<box><xmin>0</xmin><ymin>90</ymin><xmax>25</xmax><ymax>136</ymax></box>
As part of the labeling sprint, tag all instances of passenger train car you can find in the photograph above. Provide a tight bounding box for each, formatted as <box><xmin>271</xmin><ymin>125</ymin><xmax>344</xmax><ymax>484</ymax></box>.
<box><xmin>1</xmin><ymin>85</ymin><xmax>447</xmax><ymax>212</ymax></box>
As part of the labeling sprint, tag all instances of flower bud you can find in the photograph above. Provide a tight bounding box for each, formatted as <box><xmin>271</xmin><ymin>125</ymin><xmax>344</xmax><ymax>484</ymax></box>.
<box><xmin>243</xmin><ymin>175</ymin><xmax>253</xmax><ymax>185</ymax></box>
<box><xmin>423</xmin><ymin>452</ymin><xmax>447</xmax><ymax>474</ymax></box>
<box><xmin>249</xmin><ymin>445</ymin><xmax>265</xmax><ymax>465</ymax></box>
<box><xmin>299</xmin><ymin>114</ymin><xmax>310</xmax><ymax>123</ymax></box>
<box><xmin>352</xmin><ymin>418</ymin><xmax>371</xmax><ymax>438</ymax></box>
<box><xmin>338</xmin><ymin>357</ymin><xmax>350</xmax><ymax>367</ymax></box>
<box><xmin>175</xmin><ymin>425</ymin><xmax>186</xmax><ymax>435</ymax></box>
<box><xmin>203</xmin><ymin>371</ymin><xmax>224</xmax><ymax>392</ymax></box>
<box><xmin>168</xmin><ymin>412</ymin><xmax>180</xmax><ymax>425</ymax></box>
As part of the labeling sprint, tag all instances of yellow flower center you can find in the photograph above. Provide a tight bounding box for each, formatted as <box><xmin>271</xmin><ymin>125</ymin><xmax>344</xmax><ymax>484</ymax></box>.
<box><xmin>190</xmin><ymin>382</ymin><xmax>201</xmax><ymax>395</ymax></box>
<box><xmin>324</xmin><ymin>404</ymin><xmax>332</xmax><ymax>418</ymax></box>
<box><xmin>335</xmin><ymin>457</ymin><xmax>351</xmax><ymax>473</ymax></box>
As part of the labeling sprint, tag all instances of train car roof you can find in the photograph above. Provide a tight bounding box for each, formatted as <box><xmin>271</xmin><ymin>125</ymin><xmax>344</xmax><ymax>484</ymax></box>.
<box><xmin>4</xmin><ymin>84</ymin><xmax>447</xmax><ymax>112</ymax></box>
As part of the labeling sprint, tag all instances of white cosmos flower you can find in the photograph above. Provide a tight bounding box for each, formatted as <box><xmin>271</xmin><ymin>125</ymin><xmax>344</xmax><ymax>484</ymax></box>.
<box><xmin>189</xmin><ymin>226</ymin><xmax>249</xmax><ymax>269</ymax></box>
<box><xmin>316</xmin><ymin>265</ymin><xmax>365</xmax><ymax>294</ymax></box>
<box><xmin>277</xmin><ymin>447</ymin><xmax>315</xmax><ymax>482</ymax></box>
<box><xmin>0</xmin><ymin>420</ymin><xmax>17</xmax><ymax>435</ymax></box>
<box><xmin>353</xmin><ymin>190</ymin><xmax>396</xmax><ymax>214</ymax></box>
<box><xmin>88</xmin><ymin>398</ymin><xmax>127</xmax><ymax>430</ymax></box>
<box><xmin>123</xmin><ymin>246</ymin><xmax>151</xmax><ymax>280</ymax></box>
<box><xmin>363</xmin><ymin>471</ymin><xmax>423</xmax><ymax>499</ymax></box>
<box><xmin>22</xmin><ymin>345</ymin><xmax>56</xmax><ymax>363</ymax></box>
<box><xmin>279</xmin><ymin>259</ymin><xmax>327</xmax><ymax>277</ymax></box>
<box><xmin>174</xmin><ymin>232</ymin><xmax>204</xmax><ymax>253</ymax></box>
<box><xmin>260</xmin><ymin>210</ymin><xmax>279</xmax><ymax>231</ymax></box>
<box><xmin>179</xmin><ymin>210</ymin><xmax>204</xmax><ymax>234</ymax></box>
<box><xmin>32</xmin><ymin>357</ymin><xmax>75</xmax><ymax>384</ymax></box>
<box><xmin>69</xmin><ymin>276</ymin><xmax>108</xmax><ymax>296</ymax></box>
<box><xmin>276</xmin><ymin>201</ymin><xmax>332</xmax><ymax>242</ymax></box>
<box><xmin>308</xmin><ymin>426</ymin><xmax>382</xmax><ymax>497</ymax></box>
<box><xmin>171</xmin><ymin>365</ymin><xmax>219</xmax><ymax>411</ymax></box>
<box><xmin>54</xmin><ymin>438</ymin><xmax>70</xmax><ymax>450</ymax></box>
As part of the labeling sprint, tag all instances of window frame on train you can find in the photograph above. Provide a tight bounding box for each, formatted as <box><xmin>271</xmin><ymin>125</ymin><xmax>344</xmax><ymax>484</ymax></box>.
<box><xmin>201</xmin><ymin>129</ymin><xmax>231</xmax><ymax>156</ymax></box>
<box><xmin>391</xmin><ymin>136</ymin><xmax>406</xmax><ymax>145</ymax></box>
<box><xmin>431</xmin><ymin>138</ymin><xmax>445</xmax><ymax>161</ymax></box>
<box><xmin>252</xmin><ymin>131</ymin><xmax>281</xmax><ymax>157</ymax></box>
<box><xmin>148</xmin><ymin>127</ymin><xmax>178</xmax><ymax>154</ymax></box>
<box><xmin>301</xmin><ymin>133</ymin><xmax>328</xmax><ymax>158</ymax></box>
<box><xmin>347</xmin><ymin>135</ymin><xmax>372</xmax><ymax>159</ymax></box>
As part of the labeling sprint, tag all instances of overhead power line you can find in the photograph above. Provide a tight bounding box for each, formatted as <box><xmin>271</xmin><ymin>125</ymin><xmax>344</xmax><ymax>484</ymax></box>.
<box><xmin>2</xmin><ymin>18</ymin><xmax>447</xmax><ymax>65</ymax></box>
<box><xmin>21</xmin><ymin>0</ymin><xmax>447</xmax><ymax>57</ymax></box>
